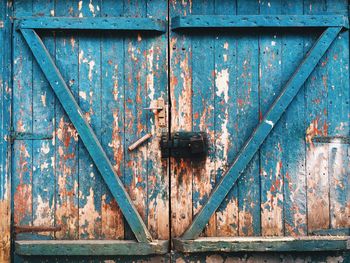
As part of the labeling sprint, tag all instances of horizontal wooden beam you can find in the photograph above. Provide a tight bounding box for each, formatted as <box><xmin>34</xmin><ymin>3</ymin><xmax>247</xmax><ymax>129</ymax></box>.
<box><xmin>20</xmin><ymin>29</ymin><xmax>153</xmax><ymax>243</ymax></box>
<box><xmin>16</xmin><ymin>17</ymin><xmax>166</xmax><ymax>32</ymax></box>
<box><xmin>181</xmin><ymin>27</ymin><xmax>342</xmax><ymax>240</ymax></box>
<box><xmin>173</xmin><ymin>237</ymin><xmax>350</xmax><ymax>253</ymax></box>
<box><xmin>15</xmin><ymin>240</ymin><xmax>169</xmax><ymax>256</ymax></box>
<box><xmin>172</xmin><ymin>15</ymin><xmax>349</xmax><ymax>30</ymax></box>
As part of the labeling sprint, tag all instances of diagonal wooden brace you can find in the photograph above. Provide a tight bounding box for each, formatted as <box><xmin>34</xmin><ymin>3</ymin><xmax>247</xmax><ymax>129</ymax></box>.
<box><xmin>182</xmin><ymin>27</ymin><xmax>342</xmax><ymax>240</ymax></box>
<box><xmin>20</xmin><ymin>29</ymin><xmax>152</xmax><ymax>242</ymax></box>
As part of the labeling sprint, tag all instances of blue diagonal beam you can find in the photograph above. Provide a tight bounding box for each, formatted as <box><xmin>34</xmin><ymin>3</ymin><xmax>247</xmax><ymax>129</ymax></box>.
<box><xmin>20</xmin><ymin>29</ymin><xmax>152</xmax><ymax>243</ymax></box>
<box><xmin>182</xmin><ymin>27</ymin><xmax>342</xmax><ymax>240</ymax></box>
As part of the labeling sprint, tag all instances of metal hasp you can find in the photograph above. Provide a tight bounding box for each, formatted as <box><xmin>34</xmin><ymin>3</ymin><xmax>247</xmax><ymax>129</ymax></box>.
<box><xmin>160</xmin><ymin>132</ymin><xmax>208</xmax><ymax>158</ymax></box>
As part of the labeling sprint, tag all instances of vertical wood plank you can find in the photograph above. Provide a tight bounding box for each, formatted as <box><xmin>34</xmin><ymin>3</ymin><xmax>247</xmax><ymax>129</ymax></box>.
<box><xmin>124</xmin><ymin>0</ymin><xmax>148</xmax><ymax>240</ymax></box>
<box><xmin>32</xmin><ymin>0</ymin><xmax>55</xmax><ymax>236</ymax></box>
<box><xmin>326</xmin><ymin>0</ymin><xmax>349</xmax><ymax>230</ymax></box>
<box><xmin>191</xmin><ymin>0</ymin><xmax>216</xmax><ymax>237</ymax></box>
<box><xmin>0</xmin><ymin>1</ymin><xmax>12</xmax><ymax>262</ymax></box>
<box><xmin>12</xmin><ymin>0</ymin><xmax>33</xmax><ymax>230</ymax></box>
<box><xmin>259</xmin><ymin>0</ymin><xmax>284</xmax><ymax>236</ymax></box>
<box><xmin>78</xmin><ymin>0</ymin><xmax>103</xmax><ymax>239</ymax></box>
<box><xmin>281</xmin><ymin>0</ymin><xmax>307</xmax><ymax>236</ymax></box>
<box><xmin>213</xmin><ymin>0</ymin><xmax>239</xmax><ymax>237</ymax></box>
<box><xmin>236</xmin><ymin>0</ymin><xmax>261</xmax><ymax>237</ymax></box>
<box><xmin>146</xmin><ymin>0</ymin><xmax>170</xmax><ymax>240</ymax></box>
<box><xmin>304</xmin><ymin>0</ymin><xmax>330</xmax><ymax>233</ymax></box>
<box><xmin>55</xmin><ymin>0</ymin><xmax>79</xmax><ymax>239</ymax></box>
<box><xmin>100</xmin><ymin>0</ymin><xmax>125</xmax><ymax>240</ymax></box>
<box><xmin>169</xmin><ymin>0</ymin><xmax>193</xmax><ymax>237</ymax></box>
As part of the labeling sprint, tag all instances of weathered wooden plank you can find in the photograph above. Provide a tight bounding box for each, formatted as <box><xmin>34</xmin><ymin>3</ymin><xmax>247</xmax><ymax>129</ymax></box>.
<box><xmin>100</xmin><ymin>1</ymin><xmax>125</xmax><ymax>240</ymax></box>
<box><xmin>32</xmin><ymin>0</ymin><xmax>55</xmax><ymax>238</ymax></box>
<box><xmin>146</xmin><ymin>0</ymin><xmax>169</xmax><ymax>240</ymax></box>
<box><xmin>236</xmin><ymin>0</ymin><xmax>261</xmax><ymax>237</ymax></box>
<box><xmin>182</xmin><ymin>26</ymin><xmax>341</xmax><ymax>240</ymax></box>
<box><xmin>213</xmin><ymin>0</ymin><xmax>239</xmax><ymax>237</ymax></box>
<box><xmin>171</xmin><ymin>15</ymin><xmax>349</xmax><ymax>29</ymax></box>
<box><xmin>54</xmin><ymin>0</ymin><xmax>79</xmax><ymax>239</ymax></box>
<box><xmin>326</xmin><ymin>0</ymin><xmax>350</xmax><ymax>230</ymax></box>
<box><xmin>77</xmin><ymin>0</ymin><xmax>103</xmax><ymax>240</ymax></box>
<box><xmin>191</xmin><ymin>0</ymin><xmax>216</xmax><ymax>237</ymax></box>
<box><xmin>12</xmin><ymin>0</ymin><xmax>33</xmax><ymax>231</ymax></box>
<box><xmin>15</xmin><ymin>240</ymin><xmax>169</xmax><ymax>256</ymax></box>
<box><xmin>259</xmin><ymin>0</ymin><xmax>284</xmax><ymax>237</ymax></box>
<box><xmin>123</xmin><ymin>0</ymin><xmax>149</xmax><ymax>240</ymax></box>
<box><xmin>0</xmin><ymin>1</ymin><xmax>12</xmax><ymax>262</ymax></box>
<box><xmin>16</xmin><ymin>17</ymin><xmax>166</xmax><ymax>32</ymax></box>
<box><xmin>173</xmin><ymin>236</ymin><xmax>350</xmax><ymax>253</ymax></box>
<box><xmin>304</xmin><ymin>0</ymin><xmax>330</xmax><ymax>234</ymax></box>
<box><xmin>281</xmin><ymin>0</ymin><xmax>307</xmax><ymax>236</ymax></box>
<box><xmin>20</xmin><ymin>28</ymin><xmax>152</xmax><ymax>242</ymax></box>
<box><xmin>169</xmin><ymin>0</ymin><xmax>193</xmax><ymax>237</ymax></box>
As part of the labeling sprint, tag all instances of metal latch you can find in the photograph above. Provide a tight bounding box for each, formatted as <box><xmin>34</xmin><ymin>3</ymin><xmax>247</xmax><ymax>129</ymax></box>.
<box><xmin>160</xmin><ymin>132</ymin><xmax>208</xmax><ymax>158</ymax></box>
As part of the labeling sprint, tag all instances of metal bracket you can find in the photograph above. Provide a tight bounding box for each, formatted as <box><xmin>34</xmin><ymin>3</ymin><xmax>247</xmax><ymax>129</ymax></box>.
<box><xmin>144</xmin><ymin>97</ymin><xmax>168</xmax><ymax>136</ymax></box>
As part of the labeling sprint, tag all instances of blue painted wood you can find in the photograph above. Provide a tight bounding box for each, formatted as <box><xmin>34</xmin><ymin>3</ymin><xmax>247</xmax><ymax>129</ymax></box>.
<box><xmin>326</xmin><ymin>0</ymin><xmax>350</xmax><ymax>230</ymax></box>
<box><xmin>146</xmin><ymin>0</ymin><xmax>170</xmax><ymax>240</ymax></box>
<box><xmin>100</xmin><ymin>1</ymin><xmax>125</xmax><ymax>240</ymax></box>
<box><xmin>0</xmin><ymin>0</ymin><xmax>12</xmax><ymax>261</ymax></box>
<box><xmin>191</xmin><ymin>0</ymin><xmax>216</xmax><ymax>237</ymax></box>
<box><xmin>259</xmin><ymin>0</ymin><xmax>284</xmax><ymax>237</ymax></box>
<box><xmin>19</xmin><ymin>28</ymin><xmax>152</xmax><ymax>243</ymax></box>
<box><xmin>15</xmin><ymin>240</ymin><xmax>169</xmax><ymax>256</ymax></box>
<box><xmin>77</xmin><ymin>0</ymin><xmax>103</xmax><ymax>240</ymax></box>
<box><xmin>123</xmin><ymin>0</ymin><xmax>149</xmax><ymax>240</ymax></box>
<box><xmin>304</xmin><ymin>0</ymin><xmax>331</xmax><ymax>233</ymax></box>
<box><xmin>12</xmin><ymin>0</ymin><xmax>33</xmax><ymax>230</ymax></box>
<box><xmin>213</xmin><ymin>0</ymin><xmax>239</xmax><ymax>237</ymax></box>
<box><xmin>182</xmin><ymin>26</ymin><xmax>342</xmax><ymax>240</ymax></box>
<box><xmin>169</xmin><ymin>0</ymin><xmax>194</xmax><ymax>238</ymax></box>
<box><xmin>281</xmin><ymin>0</ymin><xmax>307</xmax><ymax>236</ymax></box>
<box><xmin>54</xmin><ymin>0</ymin><xmax>80</xmax><ymax>240</ymax></box>
<box><xmin>236</xmin><ymin>0</ymin><xmax>261</xmax><ymax>237</ymax></box>
<box><xmin>32</xmin><ymin>0</ymin><xmax>55</xmax><ymax>239</ymax></box>
<box><xmin>16</xmin><ymin>17</ymin><xmax>166</xmax><ymax>32</ymax></box>
<box><xmin>173</xmin><ymin>236</ymin><xmax>350</xmax><ymax>253</ymax></box>
<box><xmin>171</xmin><ymin>15</ymin><xmax>349</xmax><ymax>29</ymax></box>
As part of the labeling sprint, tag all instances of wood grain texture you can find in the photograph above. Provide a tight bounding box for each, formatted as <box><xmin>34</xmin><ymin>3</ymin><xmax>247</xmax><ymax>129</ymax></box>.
<box><xmin>304</xmin><ymin>0</ymin><xmax>330</xmax><ymax>233</ymax></box>
<box><xmin>170</xmin><ymin>0</ymin><xmax>193</xmax><ymax>238</ymax></box>
<box><xmin>259</xmin><ymin>0</ymin><xmax>284</xmax><ymax>237</ymax></box>
<box><xmin>214</xmin><ymin>0</ymin><xmax>239</xmax><ymax>238</ymax></box>
<box><xmin>171</xmin><ymin>15</ymin><xmax>349</xmax><ymax>29</ymax></box>
<box><xmin>100</xmin><ymin>1</ymin><xmax>125</xmax><ymax>240</ymax></box>
<box><xmin>77</xmin><ymin>0</ymin><xmax>103</xmax><ymax>240</ymax></box>
<box><xmin>54</xmin><ymin>0</ymin><xmax>80</xmax><ymax>240</ymax></box>
<box><xmin>0</xmin><ymin>1</ymin><xmax>11</xmax><ymax>262</ymax></box>
<box><xmin>281</xmin><ymin>1</ymin><xmax>307</xmax><ymax>237</ymax></box>
<box><xmin>173</xmin><ymin>236</ymin><xmax>350</xmax><ymax>253</ymax></box>
<box><xmin>32</xmin><ymin>0</ymin><xmax>55</xmax><ymax>239</ymax></box>
<box><xmin>182</xmin><ymin>26</ymin><xmax>341</xmax><ymax>240</ymax></box>
<box><xmin>236</xmin><ymin>0</ymin><xmax>260</xmax><ymax>237</ymax></box>
<box><xmin>191</xmin><ymin>0</ymin><xmax>216</xmax><ymax>237</ymax></box>
<box><xmin>15</xmin><ymin>240</ymin><xmax>169</xmax><ymax>256</ymax></box>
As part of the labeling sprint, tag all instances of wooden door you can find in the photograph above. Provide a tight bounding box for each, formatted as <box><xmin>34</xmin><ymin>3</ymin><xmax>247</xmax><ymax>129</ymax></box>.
<box><xmin>11</xmin><ymin>0</ymin><xmax>169</xmax><ymax>261</ymax></box>
<box><xmin>169</xmin><ymin>0</ymin><xmax>349</xmax><ymax>261</ymax></box>
<box><xmin>2</xmin><ymin>0</ymin><xmax>350</xmax><ymax>262</ymax></box>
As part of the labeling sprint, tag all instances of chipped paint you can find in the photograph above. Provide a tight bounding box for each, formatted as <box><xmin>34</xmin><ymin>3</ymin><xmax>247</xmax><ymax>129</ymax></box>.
<box><xmin>79</xmin><ymin>187</ymin><xmax>100</xmax><ymax>239</ymax></box>
<box><xmin>215</xmin><ymin>69</ymin><xmax>229</xmax><ymax>103</ymax></box>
